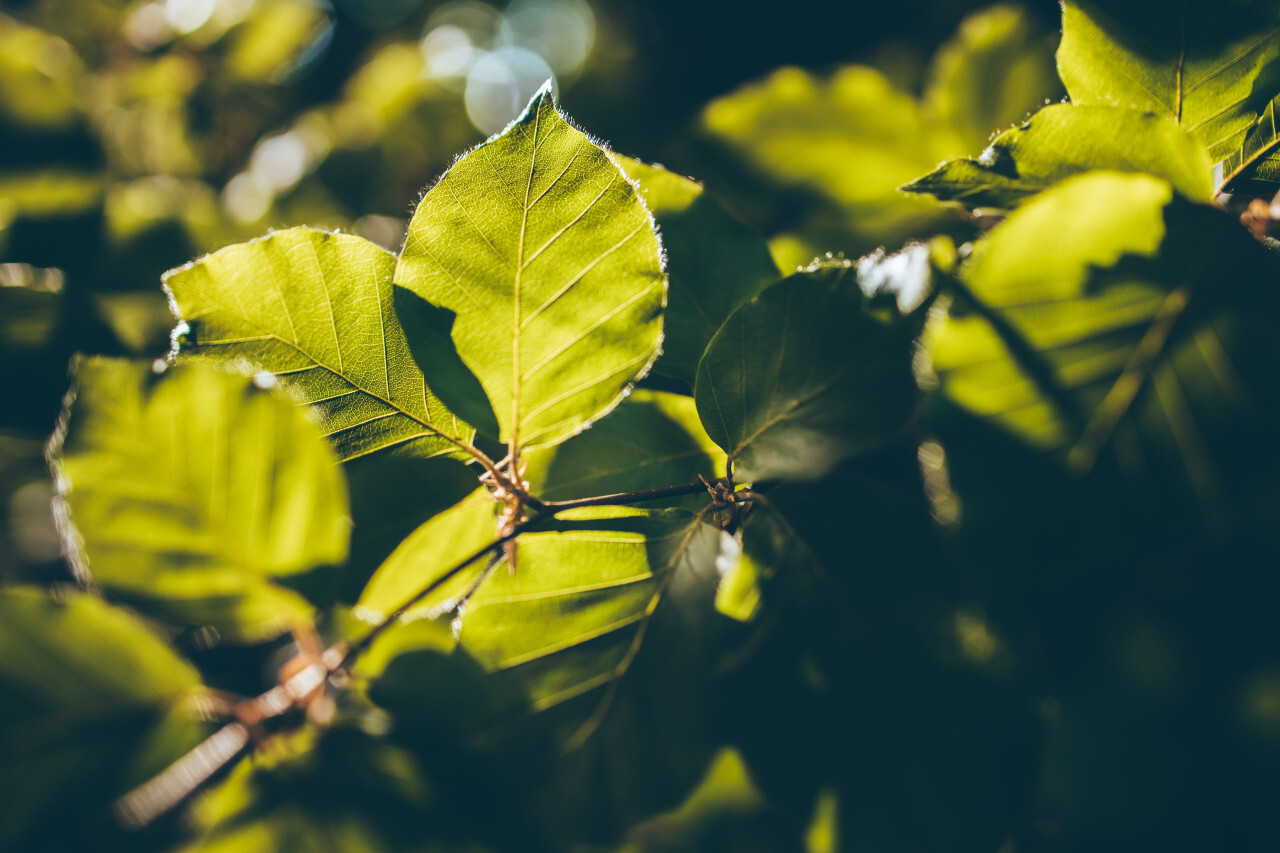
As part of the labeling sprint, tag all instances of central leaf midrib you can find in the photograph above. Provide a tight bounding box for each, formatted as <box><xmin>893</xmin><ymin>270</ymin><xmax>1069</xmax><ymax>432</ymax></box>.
<box><xmin>510</xmin><ymin>104</ymin><xmax>541</xmax><ymax>451</ymax></box>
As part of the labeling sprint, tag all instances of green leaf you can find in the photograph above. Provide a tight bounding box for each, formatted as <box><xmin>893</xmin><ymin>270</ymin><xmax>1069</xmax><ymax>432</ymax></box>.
<box><xmin>355</xmin><ymin>487</ymin><xmax>498</xmax><ymax>626</ymax></box>
<box><xmin>694</xmin><ymin>251</ymin><xmax>928</xmax><ymax>483</ymax></box>
<box><xmin>526</xmin><ymin>389</ymin><xmax>726</xmax><ymax>507</ymax></box>
<box><xmin>928</xmin><ymin>171</ymin><xmax>1280</xmax><ymax>521</ymax></box>
<box><xmin>617</xmin><ymin>158</ymin><xmax>778</xmax><ymax>387</ymax></box>
<box><xmin>0</xmin><ymin>270</ymin><xmax>62</xmax><ymax>349</ymax></box>
<box><xmin>1220</xmin><ymin>92</ymin><xmax>1280</xmax><ymax>194</ymax></box>
<box><xmin>904</xmin><ymin>105</ymin><xmax>1214</xmax><ymax>208</ymax></box>
<box><xmin>1058</xmin><ymin>1</ymin><xmax>1280</xmax><ymax>161</ymax></box>
<box><xmin>360</xmin><ymin>499</ymin><xmax>723</xmax><ymax>747</ymax></box>
<box><xmin>396</xmin><ymin>85</ymin><xmax>665</xmax><ymax>450</ymax></box>
<box><xmin>164</xmin><ymin>226</ymin><xmax>475</xmax><ymax>463</ymax></box>
<box><xmin>699</xmin><ymin>64</ymin><xmax>955</xmax><ymax>264</ymax></box>
<box><xmin>698</xmin><ymin>5</ymin><xmax>1058</xmax><ymax>266</ymax></box>
<box><xmin>923</xmin><ymin>3</ymin><xmax>1064</xmax><ymax>154</ymax></box>
<box><xmin>0</xmin><ymin>586</ymin><xmax>205</xmax><ymax>851</ymax></box>
<box><xmin>51</xmin><ymin>358</ymin><xmax>350</xmax><ymax>640</ymax></box>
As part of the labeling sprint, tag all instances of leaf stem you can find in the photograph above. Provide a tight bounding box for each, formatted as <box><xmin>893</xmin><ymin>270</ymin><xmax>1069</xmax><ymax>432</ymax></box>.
<box><xmin>533</xmin><ymin>479</ymin><xmax>712</xmax><ymax>510</ymax></box>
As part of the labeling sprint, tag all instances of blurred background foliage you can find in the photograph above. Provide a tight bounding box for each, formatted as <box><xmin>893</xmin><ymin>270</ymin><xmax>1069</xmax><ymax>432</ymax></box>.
<box><xmin>5</xmin><ymin>0</ymin><xmax>1280</xmax><ymax>851</ymax></box>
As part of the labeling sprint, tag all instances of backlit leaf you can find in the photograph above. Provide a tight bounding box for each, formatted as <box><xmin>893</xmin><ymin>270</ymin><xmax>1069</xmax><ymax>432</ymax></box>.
<box><xmin>928</xmin><ymin>171</ymin><xmax>1280</xmax><ymax>522</ymax></box>
<box><xmin>923</xmin><ymin>3</ymin><xmax>1064</xmax><ymax>153</ymax></box>
<box><xmin>618</xmin><ymin>158</ymin><xmax>778</xmax><ymax>387</ymax></box>
<box><xmin>165</xmin><ymin>226</ymin><xmax>475</xmax><ymax>463</ymax></box>
<box><xmin>396</xmin><ymin>85</ymin><xmax>665</xmax><ymax>450</ymax></box>
<box><xmin>51</xmin><ymin>358</ymin><xmax>350</xmax><ymax>640</ymax></box>
<box><xmin>1220</xmin><ymin>92</ymin><xmax>1280</xmax><ymax>194</ymax></box>
<box><xmin>359</xmin><ymin>499</ymin><xmax>722</xmax><ymax>747</ymax></box>
<box><xmin>1058</xmin><ymin>0</ymin><xmax>1280</xmax><ymax>161</ymax></box>
<box><xmin>695</xmin><ymin>250</ymin><xmax>928</xmax><ymax>483</ymax></box>
<box><xmin>904</xmin><ymin>104</ymin><xmax>1214</xmax><ymax>208</ymax></box>
<box><xmin>698</xmin><ymin>5</ymin><xmax>1058</xmax><ymax>267</ymax></box>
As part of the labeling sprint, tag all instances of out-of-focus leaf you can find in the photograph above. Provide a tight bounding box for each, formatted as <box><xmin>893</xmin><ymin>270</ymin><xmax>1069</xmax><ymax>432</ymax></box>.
<box><xmin>1221</xmin><ymin>92</ymin><xmax>1280</xmax><ymax>195</ymax></box>
<box><xmin>695</xmin><ymin>251</ymin><xmax>928</xmax><ymax>483</ymax></box>
<box><xmin>1058</xmin><ymin>0</ymin><xmax>1280</xmax><ymax>161</ymax></box>
<box><xmin>904</xmin><ymin>105</ymin><xmax>1214</xmax><ymax>208</ymax></box>
<box><xmin>700</xmin><ymin>64</ymin><xmax>953</xmax><ymax>265</ymax></box>
<box><xmin>928</xmin><ymin>171</ymin><xmax>1280</xmax><ymax>524</ymax></box>
<box><xmin>0</xmin><ymin>15</ymin><xmax>84</xmax><ymax>131</ymax></box>
<box><xmin>51</xmin><ymin>358</ymin><xmax>350</xmax><ymax>640</ymax></box>
<box><xmin>0</xmin><ymin>171</ymin><xmax>104</xmax><ymax>223</ymax></box>
<box><xmin>91</xmin><ymin>291</ymin><xmax>173</xmax><ymax>355</ymax></box>
<box><xmin>923</xmin><ymin>3</ymin><xmax>1063</xmax><ymax>153</ymax></box>
<box><xmin>0</xmin><ymin>270</ymin><xmax>62</xmax><ymax>349</ymax></box>
<box><xmin>699</xmin><ymin>5</ymin><xmax>1058</xmax><ymax>266</ymax></box>
<box><xmin>618</xmin><ymin>158</ymin><xmax>778</xmax><ymax>387</ymax></box>
<box><xmin>179</xmin><ymin>724</ymin><xmax>486</xmax><ymax>853</ymax></box>
<box><xmin>165</xmin><ymin>227</ymin><xmax>475</xmax><ymax>463</ymax></box>
<box><xmin>223</xmin><ymin>0</ymin><xmax>334</xmax><ymax>83</ymax></box>
<box><xmin>0</xmin><ymin>586</ymin><xmax>206</xmax><ymax>851</ymax></box>
<box><xmin>396</xmin><ymin>86</ymin><xmax>665</xmax><ymax>450</ymax></box>
<box><xmin>526</xmin><ymin>390</ymin><xmax>726</xmax><ymax>507</ymax></box>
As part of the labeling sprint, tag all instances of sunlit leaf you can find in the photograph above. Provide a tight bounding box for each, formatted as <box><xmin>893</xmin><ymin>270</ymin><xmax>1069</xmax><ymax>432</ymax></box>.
<box><xmin>698</xmin><ymin>5</ymin><xmax>1058</xmax><ymax>266</ymax></box>
<box><xmin>165</xmin><ymin>227</ymin><xmax>475</xmax><ymax>463</ymax></box>
<box><xmin>904</xmin><ymin>105</ymin><xmax>1214</xmax><ymax>208</ymax></box>
<box><xmin>618</xmin><ymin>158</ymin><xmax>778</xmax><ymax>387</ymax></box>
<box><xmin>923</xmin><ymin>3</ymin><xmax>1063</xmax><ymax>153</ymax></box>
<box><xmin>928</xmin><ymin>171</ymin><xmax>1280</xmax><ymax>523</ymax></box>
<box><xmin>396</xmin><ymin>85</ymin><xmax>665</xmax><ymax>450</ymax></box>
<box><xmin>0</xmin><ymin>15</ymin><xmax>84</xmax><ymax>131</ymax></box>
<box><xmin>1058</xmin><ymin>0</ymin><xmax>1280</xmax><ymax>161</ymax></box>
<box><xmin>0</xmin><ymin>586</ymin><xmax>205</xmax><ymax>851</ymax></box>
<box><xmin>1220</xmin><ymin>92</ymin><xmax>1280</xmax><ymax>194</ymax></box>
<box><xmin>360</xmin><ymin>499</ymin><xmax>723</xmax><ymax>747</ymax></box>
<box><xmin>51</xmin><ymin>358</ymin><xmax>350</xmax><ymax>640</ymax></box>
<box><xmin>526</xmin><ymin>389</ymin><xmax>726</xmax><ymax>508</ymax></box>
<box><xmin>695</xmin><ymin>250</ymin><xmax>928</xmax><ymax>483</ymax></box>
<box><xmin>355</xmin><ymin>488</ymin><xmax>498</xmax><ymax>625</ymax></box>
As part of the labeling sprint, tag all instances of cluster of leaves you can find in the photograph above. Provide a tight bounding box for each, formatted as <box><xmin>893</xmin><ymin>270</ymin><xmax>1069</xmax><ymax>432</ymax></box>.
<box><xmin>7</xmin><ymin>2</ymin><xmax>1280</xmax><ymax>852</ymax></box>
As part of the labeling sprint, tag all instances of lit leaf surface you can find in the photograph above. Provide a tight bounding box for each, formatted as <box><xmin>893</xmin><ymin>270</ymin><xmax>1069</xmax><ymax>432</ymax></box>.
<box><xmin>52</xmin><ymin>358</ymin><xmax>350</xmax><ymax>640</ymax></box>
<box><xmin>904</xmin><ymin>105</ymin><xmax>1214</xmax><ymax>208</ymax></box>
<box><xmin>1221</xmin><ymin>92</ymin><xmax>1280</xmax><ymax>194</ymax></box>
<box><xmin>699</xmin><ymin>5</ymin><xmax>1058</xmax><ymax>265</ymax></box>
<box><xmin>355</xmin><ymin>487</ymin><xmax>498</xmax><ymax>625</ymax></box>
<box><xmin>396</xmin><ymin>86</ymin><xmax>665</xmax><ymax>450</ymax></box>
<box><xmin>924</xmin><ymin>3</ymin><xmax>1064</xmax><ymax>153</ymax></box>
<box><xmin>618</xmin><ymin>158</ymin><xmax>778</xmax><ymax>387</ymax></box>
<box><xmin>165</xmin><ymin>227</ymin><xmax>473</xmax><ymax>463</ymax></box>
<box><xmin>929</xmin><ymin>171</ymin><xmax>1280</xmax><ymax>519</ymax></box>
<box><xmin>695</xmin><ymin>252</ymin><xmax>927</xmax><ymax>483</ymax></box>
<box><xmin>0</xmin><ymin>586</ymin><xmax>204</xmax><ymax>851</ymax></box>
<box><xmin>1058</xmin><ymin>0</ymin><xmax>1280</xmax><ymax>161</ymax></box>
<box><xmin>360</xmin><ymin>500</ymin><xmax>721</xmax><ymax>745</ymax></box>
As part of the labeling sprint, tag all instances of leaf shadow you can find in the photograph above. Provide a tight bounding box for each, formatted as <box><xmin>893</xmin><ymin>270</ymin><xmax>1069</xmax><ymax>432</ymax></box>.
<box><xmin>393</xmin><ymin>286</ymin><xmax>501</xmax><ymax>440</ymax></box>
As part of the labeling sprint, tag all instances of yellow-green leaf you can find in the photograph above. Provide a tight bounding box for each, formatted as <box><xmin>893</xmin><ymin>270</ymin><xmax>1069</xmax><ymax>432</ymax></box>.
<box><xmin>904</xmin><ymin>104</ymin><xmax>1214</xmax><ymax>208</ymax></box>
<box><xmin>165</xmin><ymin>227</ymin><xmax>474</xmax><ymax>463</ymax></box>
<box><xmin>396</xmin><ymin>86</ymin><xmax>665</xmax><ymax>451</ymax></box>
<box><xmin>51</xmin><ymin>358</ymin><xmax>350</xmax><ymax>640</ymax></box>
<box><xmin>1058</xmin><ymin>1</ymin><xmax>1280</xmax><ymax>161</ymax></box>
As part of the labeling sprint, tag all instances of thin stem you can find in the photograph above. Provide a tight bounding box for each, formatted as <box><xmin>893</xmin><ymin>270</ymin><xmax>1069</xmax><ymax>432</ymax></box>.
<box><xmin>536</xmin><ymin>479</ymin><xmax>711</xmax><ymax>511</ymax></box>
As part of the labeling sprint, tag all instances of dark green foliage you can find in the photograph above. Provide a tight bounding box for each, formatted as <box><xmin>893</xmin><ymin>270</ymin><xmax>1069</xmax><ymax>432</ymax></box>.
<box><xmin>5</xmin><ymin>2</ymin><xmax>1280</xmax><ymax>852</ymax></box>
